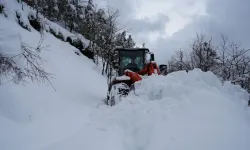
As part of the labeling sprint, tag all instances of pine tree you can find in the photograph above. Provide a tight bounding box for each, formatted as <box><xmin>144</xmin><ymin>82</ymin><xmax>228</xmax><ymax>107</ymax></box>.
<box><xmin>142</xmin><ymin>43</ymin><xmax>145</xmax><ymax>48</ymax></box>
<box><xmin>85</xmin><ymin>0</ymin><xmax>94</xmax><ymax>41</ymax></box>
<box><xmin>64</xmin><ymin>4</ymin><xmax>76</xmax><ymax>31</ymax></box>
<box><xmin>57</xmin><ymin>0</ymin><xmax>68</xmax><ymax>22</ymax></box>
<box><xmin>127</xmin><ymin>35</ymin><xmax>135</xmax><ymax>48</ymax></box>
<box><xmin>44</xmin><ymin>0</ymin><xmax>57</xmax><ymax>21</ymax></box>
<box><xmin>115</xmin><ymin>31</ymin><xmax>127</xmax><ymax>48</ymax></box>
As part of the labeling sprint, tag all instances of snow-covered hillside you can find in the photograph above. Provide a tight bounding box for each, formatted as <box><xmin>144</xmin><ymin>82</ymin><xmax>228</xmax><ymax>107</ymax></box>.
<box><xmin>1</xmin><ymin>1</ymin><xmax>250</xmax><ymax>150</ymax></box>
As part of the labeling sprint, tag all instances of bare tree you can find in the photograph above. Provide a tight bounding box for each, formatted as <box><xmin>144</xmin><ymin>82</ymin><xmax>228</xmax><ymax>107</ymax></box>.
<box><xmin>168</xmin><ymin>49</ymin><xmax>191</xmax><ymax>73</ymax></box>
<box><xmin>96</xmin><ymin>7</ymin><xmax>126</xmax><ymax>83</ymax></box>
<box><xmin>215</xmin><ymin>33</ymin><xmax>230</xmax><ymax>80</ymax></box>
<box><xmin>0</xmin><ymin>34</ymin><xmax>55</xmax><ymax>90</ymax></box>
<box><xmin>0</xmin><ymin>52</ymin><xmax>24</xmax><ymax>84</ymax></box>
<box><xmin>190</xmin><ymin>32</ymin><xmax>218</xmax><ymax>72</ymax></box>
<box><xmin>225</xmin><ymin>41</ymin><xmax>250</xmax><ymax>91</ymax></box>
<box><xmin>167</xmin><ymin>31</ymin><xmax>250</xmax><ymax>92</ymax></box>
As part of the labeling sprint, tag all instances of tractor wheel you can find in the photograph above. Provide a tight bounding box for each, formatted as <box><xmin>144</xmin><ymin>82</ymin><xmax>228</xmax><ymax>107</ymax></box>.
<box><xmin>107</xmin><ymin>83</ymin><xmax>130</xmax><ymax>106</ymax></box>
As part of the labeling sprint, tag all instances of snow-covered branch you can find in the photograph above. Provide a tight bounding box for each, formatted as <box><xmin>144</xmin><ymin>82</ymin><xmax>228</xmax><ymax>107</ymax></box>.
<box><xmin>0</xmin><ymin>33</ymin><xmax>55</xmax><ymax>90</ymax></box>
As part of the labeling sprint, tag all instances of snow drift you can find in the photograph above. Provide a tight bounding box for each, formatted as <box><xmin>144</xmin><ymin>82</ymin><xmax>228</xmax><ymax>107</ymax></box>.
<box><xmin>0</xmin><ymin>0</ymin><xmax>250</xmax><ymax>150</ymax></box>
<box><xmin>41</xmin><ymin>69</ymin><xmax>250</xmax><ymax>150</ymax></box>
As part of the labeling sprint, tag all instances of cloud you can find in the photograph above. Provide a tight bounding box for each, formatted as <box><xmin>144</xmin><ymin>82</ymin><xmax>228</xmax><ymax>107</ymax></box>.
<box><xmin>205</xmin><ymin>0</ymin><xmax>250</xmax><ymax>46</ymax></box>
<box><xmin>96</xmin><ymin>0</ymin><xmax>250</xmax><ymax>64</ymax></box>
<box><xmin>149</xmin><ymin>0</ymin><xmax>250</xmax><ymax>64</ymax></box>
<box><xmin>95</xmin><ymin>0</ymin><xmax>137</xmax><ymax>21</ymax></box>
<box><xmin>127</xmin><ymin>14</ymin><xmax>169</xmax><ymax>34</ymax></box>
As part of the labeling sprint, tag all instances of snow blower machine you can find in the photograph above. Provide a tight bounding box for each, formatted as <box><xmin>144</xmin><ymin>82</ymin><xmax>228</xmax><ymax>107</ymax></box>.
<box><xmin>105</xmin><ymin>48</ymin><xmax>167</xmax><ymax>106</ymax></box>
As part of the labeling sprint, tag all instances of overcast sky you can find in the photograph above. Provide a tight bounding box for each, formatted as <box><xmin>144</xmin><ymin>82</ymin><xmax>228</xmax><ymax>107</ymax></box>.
<box><xmin>97</xmin><ymin>0</ymin><xmax>250</xmax><ymax>64</ymax></box>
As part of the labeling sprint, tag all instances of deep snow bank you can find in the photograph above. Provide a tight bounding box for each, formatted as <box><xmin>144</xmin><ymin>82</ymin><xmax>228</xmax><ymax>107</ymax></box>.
<box><xmin>42</xmin><ymin>69</ymin><xmax>250</xmax><ymax>150</ymax></box>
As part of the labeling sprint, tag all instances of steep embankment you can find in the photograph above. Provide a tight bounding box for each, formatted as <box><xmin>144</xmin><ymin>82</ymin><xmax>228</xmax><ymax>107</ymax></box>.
<box><xmin>0</xmin><ymin>1</ymin><xmax>107</xmax><ymax>150</ymax></box>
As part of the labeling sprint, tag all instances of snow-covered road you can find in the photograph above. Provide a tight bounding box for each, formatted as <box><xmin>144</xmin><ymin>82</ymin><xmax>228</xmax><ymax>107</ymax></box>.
<box><xmin>41</xmin><ymin>70</ymin><xmax>250</xmax><ymax>150</ymax></box>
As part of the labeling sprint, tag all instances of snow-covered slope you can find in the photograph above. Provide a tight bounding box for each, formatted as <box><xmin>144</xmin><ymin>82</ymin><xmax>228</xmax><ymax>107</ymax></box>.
<box><xmin>0</xmin><ymin>1</ymin><xmax>107</xmax><ymax>150</ymax></box>
<box><xmin>1</xmin><ymin>1</ymin><xmax>250</xmax><ymax>150</ymax></box>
